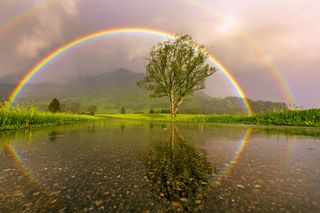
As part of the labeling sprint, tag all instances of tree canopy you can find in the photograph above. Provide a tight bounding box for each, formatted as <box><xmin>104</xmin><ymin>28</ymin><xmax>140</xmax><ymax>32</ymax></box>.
<box><xmin>48</xmin><ymin>98</ymin><xmax>60</xmax><ymax>113</ymax></box>
<box><xmin>137</xmin><ymin>35</ymin><xmax>217</xmax><ymax>117</ymax></box>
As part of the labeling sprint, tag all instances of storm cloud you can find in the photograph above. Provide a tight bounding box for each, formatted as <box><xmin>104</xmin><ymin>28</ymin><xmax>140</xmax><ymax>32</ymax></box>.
<box><xmin>0</xmin><ymin>0</ymin><xmax>319</xmax><ymax>107</ymax></box>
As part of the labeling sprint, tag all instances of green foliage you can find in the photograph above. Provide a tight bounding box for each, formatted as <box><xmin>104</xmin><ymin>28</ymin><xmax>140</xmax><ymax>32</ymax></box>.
<box><xmin>86</xmin><ymin>105</ymin><xmax>97</xmax><ymax>115</ymax></box>
<box><xmin>48</xmin><ymin>98</ymin><xmax>60</xmax><ymax>113</ymax></box>
<box><xmin>254</xmin><ymin>108</ymin><xmax>320</xmax><ymax>126</ymax></box>
<box><xmin>149</xmin><ymin>109</ymin><xmax>155</xmax><ymax>114</ymax></box>
<box><xmin>249</xmin><ymin>99</ymin><xmax>288</xmax><ymax>113</ymax></box>
<box><xmin>137</xmin><ymin>35</ymin><xmax>217</xmax><ymax>117</ymax></box>
<box><xmin>0</xmin><ymin>106</ymin><xmax>98</xmax><ymax>131</ymax></box>
<box><xmin>99</xmin><ymin>108</ymin><xmax>320</xmax><ymax>127</ymax></box>
<box><xmin>121</xmin><ymin>107</ymin><xmax>126</xmax><ymax>114</ymax></box>
<box><xmin>14</xmin><ymin>70</ymin><xmax>288</xmax><ymax>114</ymax></box>
<box><xmin>161</xmin><ymin>109</ymin><xmax>170</xmax><ymax>114</ymax></box>
<box><xmin>67</xmin><ymin>102</ymin><xmax>81</xmax><ymax>113</ymax></box>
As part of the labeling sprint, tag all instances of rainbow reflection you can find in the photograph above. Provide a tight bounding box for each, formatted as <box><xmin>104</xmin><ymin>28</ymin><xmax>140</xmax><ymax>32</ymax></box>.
<box><xmin>214</xmin><ymin>128</ymin><xmax>253</xmax><ymax>185</ymax></box>
<box><xmin>3</xmin><ymin>143</ymin><xmax>48</xmax><ymax>194</ymax></box>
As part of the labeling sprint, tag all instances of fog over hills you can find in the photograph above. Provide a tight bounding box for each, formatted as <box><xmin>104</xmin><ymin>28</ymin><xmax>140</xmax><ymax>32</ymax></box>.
<box><xmin>0</xmin><ymin>69</ymin><xmax>287</xmax><ymax>114</ymax></box>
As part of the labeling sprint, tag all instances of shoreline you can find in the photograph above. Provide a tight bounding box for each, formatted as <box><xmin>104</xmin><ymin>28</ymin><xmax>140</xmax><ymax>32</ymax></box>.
<box><xmin>0</xmin><ymin>108</ymin><xmax>99</xmax><ymax>131</ymax></box>
<box><xmin>97</xmin><ymin>110</ymin><xmax>320</xmax><ymax>128</ymax></box>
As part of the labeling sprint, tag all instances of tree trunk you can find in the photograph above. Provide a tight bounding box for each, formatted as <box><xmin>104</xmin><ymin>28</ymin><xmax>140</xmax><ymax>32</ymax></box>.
<box><xmin>169</xmin><ymin>124</ymin><xmax>178</xmax><ymax>165</ymax></box>
<box><xmin>170</xmin><ymin>101</ymin><xmax>178</xmax><ymax>118</ymax></box>
<box><xmin>170</xmin><ymin>98</ymin><xmax>183</xmax><ymax>118</ymax></box>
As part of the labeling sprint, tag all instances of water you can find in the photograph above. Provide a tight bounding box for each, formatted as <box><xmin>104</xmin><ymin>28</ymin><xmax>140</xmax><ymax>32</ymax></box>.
<box><xmin>0</xmin><ymin>120</ymin><xmax>319</xmax><ymax>212</ymax></box>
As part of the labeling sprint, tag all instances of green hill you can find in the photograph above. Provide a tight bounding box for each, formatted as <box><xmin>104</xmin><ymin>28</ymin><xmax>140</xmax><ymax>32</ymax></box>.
<box><xmin>2</xmin><ymin>69</ymin><xmax>288</xmax><ymax>114</ymax></box>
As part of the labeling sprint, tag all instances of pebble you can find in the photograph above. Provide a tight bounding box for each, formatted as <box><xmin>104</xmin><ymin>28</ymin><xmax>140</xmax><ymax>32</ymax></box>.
<box><xmin>32</xmin><ymin>192</ymin><xmax>41</xmax><ymax>196</ymax></box>
<box><xmin>95</xmin><ymin>200</ymin><xmax>103</xmax><ymax>206</ymax></box>
<box><xmin>236</xmin><ymin>184</ymin><xmax>245</xmax><ymax>189</ymax></box>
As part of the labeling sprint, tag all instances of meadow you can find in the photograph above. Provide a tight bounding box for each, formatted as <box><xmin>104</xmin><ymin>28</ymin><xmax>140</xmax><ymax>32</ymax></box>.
<box><xmin>0</xmin><ymin>106</ymin><xmax>98</xmax><ymax>131</ymax></box>
<box><xmin>99</xmin><ymin>108</ymin><xmax>320</xmax><ymax>127</ymax></box>
<box><xmin>1</xmin><ymin>106</ymin><xmax>319</xmax><ymax>131</ymax></box>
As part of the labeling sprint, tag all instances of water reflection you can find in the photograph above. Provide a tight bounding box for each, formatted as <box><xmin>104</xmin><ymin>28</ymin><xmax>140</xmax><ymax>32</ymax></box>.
<box><xmin>1</xmin><ymin>121</ymin><xmax>320</xmax><ymax>212</ymax></box>
<box><xmin>141</xmin><ymin>124</ymin><xmax>216</xmax><ymax>211</ymax></box>
<box><xmin>48</xmin><ymin>131</ymin><xmax>64</xmax><ymax>142</ymax></box>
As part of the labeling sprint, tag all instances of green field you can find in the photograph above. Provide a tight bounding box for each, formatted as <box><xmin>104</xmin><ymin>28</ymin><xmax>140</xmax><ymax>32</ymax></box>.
<box><xmin>99</xmin><ymin>108</ymin><xmax>320</xmax><ymax>127</ymax></box>
<box><xmin>1</xmin><ymin>107</ymin><xmax>319</xmax><ymax>131</ymax></box>
<box><xmin>0</xmin><ymin>107</ymin><xmax>99</xmax><ymax>131</ymax></box>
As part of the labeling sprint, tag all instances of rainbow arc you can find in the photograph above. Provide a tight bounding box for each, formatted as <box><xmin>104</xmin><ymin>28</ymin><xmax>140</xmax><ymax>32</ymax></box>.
<box><xmin>5</xmin><ymin>27</ymin><xmax>254</xmax><ymax>115</ymax></box>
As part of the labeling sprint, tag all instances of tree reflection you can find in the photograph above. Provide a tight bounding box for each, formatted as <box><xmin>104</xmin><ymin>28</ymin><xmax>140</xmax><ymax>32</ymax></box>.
<box><xmin>142</xmin><ymin>124</ymin><xmax>215</xmax><ymax>211</ymax></box>
<box><xmin>48</xmin><ymin>131</ymin><xmax>64</xmax><ymax>142</ymax></box>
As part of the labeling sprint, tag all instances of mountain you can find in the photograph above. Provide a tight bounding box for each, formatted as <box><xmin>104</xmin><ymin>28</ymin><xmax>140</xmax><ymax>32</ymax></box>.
<box><xmin>0</xmin><ymin>68</ymin><xmax>288</xmax><ymax>114</ymax></box>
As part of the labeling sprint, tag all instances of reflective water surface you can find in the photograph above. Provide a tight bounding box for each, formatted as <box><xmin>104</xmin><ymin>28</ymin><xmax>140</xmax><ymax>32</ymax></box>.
<box><xmin>0</xmin><ymin>120</ymin><xmax>319</xmax><ymax>212</ymax></box>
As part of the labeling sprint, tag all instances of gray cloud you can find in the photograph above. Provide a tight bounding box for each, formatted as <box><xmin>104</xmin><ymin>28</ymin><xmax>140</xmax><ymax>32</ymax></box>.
<box><xmin>0</xmin><ymin>0</ymin><xmax>319</xmax><ymax>107</ymax></box>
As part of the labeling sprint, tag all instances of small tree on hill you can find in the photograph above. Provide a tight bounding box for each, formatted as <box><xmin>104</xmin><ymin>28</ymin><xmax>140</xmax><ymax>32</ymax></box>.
<box><xmin>59</xmin><ymin>103</ymin><xmax>66</xmax><ymax>112</ymax></box>
<box><xmin>137</xmin><ymin>35</ymin><xmax>217</xmax><ymax>117</ymax></box>
<box><xmin>68</xmin><ymin>102</ymin><xmax>81</xmax><ymax>114</ymax></box>
<box><xmin>149</xmin><ymin>109</ymin><xmax>155</xmax><ymax>114</ymax></box>
<box><xmin>48</xmin><ymin>98</ymin><xmax>60</xmax><ymax>113</ymax></box>
<box><xmin>86</xmin><ymin>105</ymin><xmax>97</xmax><ymax>115</ymax></box>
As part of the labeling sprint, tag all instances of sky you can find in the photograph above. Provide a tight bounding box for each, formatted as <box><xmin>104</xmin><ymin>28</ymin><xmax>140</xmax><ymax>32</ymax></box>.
<box><xmin>0</xmin><ymin>0</ymin><xmax>319</xmax><ymax>107</ymax></box>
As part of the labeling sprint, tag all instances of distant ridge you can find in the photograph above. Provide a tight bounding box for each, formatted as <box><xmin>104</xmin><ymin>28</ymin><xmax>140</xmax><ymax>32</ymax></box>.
<box><xmin>0</xmin><ymin>69</ymin><xmax>287</xmax><ymax>113</ymax></box>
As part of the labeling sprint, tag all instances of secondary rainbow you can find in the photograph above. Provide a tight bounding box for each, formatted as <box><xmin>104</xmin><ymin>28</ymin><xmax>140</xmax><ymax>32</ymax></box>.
<box><xmin>0</xmin><ymin>0</ymin><xmax>57</xmax><ymax>38</ymax></box>
<box><xmin>183</xmin><ymin>0</ymin><xmax>297</xmax><ymax>105</ymax></box>
<box><xmin>1</xmin><ymin>0</ymin><xmax>296</xmax><ymax>105</ymax></box>
<box><xmin>5</xmin><ymin>27</ymin><xmax>253</xmax><ymax>115</ymax></box>
<box><xmin>213</xmin><ymin>128</ymin><xmax>253</xmax><ymax>185</ymax></box>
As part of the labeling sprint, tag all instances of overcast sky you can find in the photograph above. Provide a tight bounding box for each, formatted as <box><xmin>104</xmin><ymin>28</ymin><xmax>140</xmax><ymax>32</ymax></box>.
<box><xmin>0</xmin><ymin>0</ymin><xmax>319</xmax><ymax>107</ymax></box>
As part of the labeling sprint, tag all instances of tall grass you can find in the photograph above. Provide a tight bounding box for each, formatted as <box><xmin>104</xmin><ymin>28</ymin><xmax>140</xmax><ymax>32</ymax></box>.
<box><xmin>254</xmin><ymin>109</ymin><xmax>320</xmax><ymax>126</ymax></box>
<box><xmin>0</xmin><ymin>106</ymin><xmax>98</xmax><ymax>131</ymax></box>
<box><xmin>99</xmin><ymin>109</ymin><xmax>320</xmax><ymax>127</ymax></box>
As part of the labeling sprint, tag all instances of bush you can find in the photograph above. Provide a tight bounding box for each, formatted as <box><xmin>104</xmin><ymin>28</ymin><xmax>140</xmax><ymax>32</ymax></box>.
<box><xmin>48</xmin><ymin>98</ymin><xmax>60</xmax><ymax>113</ymax></box>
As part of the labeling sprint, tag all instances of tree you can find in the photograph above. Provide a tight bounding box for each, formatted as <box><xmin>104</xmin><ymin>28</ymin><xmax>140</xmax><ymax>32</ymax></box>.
<box><xmin>68</xmin><ymin>102</ymin><xmax>81</xmax><ymax>114</ymax></box>
<box><xmin>149</xmin><ymin>109</ymin><xmax>155</xmax><ymax>114</ymax></box>
<box><xmin>140</xmin><ymin>124</ymin><xmax>214</xmax><ymax>211</ymax></box>
<box><xmin>86</xmin><ymin>105</ymin><xmax>97</xmax><ymax>115</ymax></box>
<box><xmin>48</xmin><ymin>98</ymin><xmax>60</xmax><ymax>113</ymax></box>
<box><xmin>121</xmin><ymin>107</ymin><xmax>126</xmax><ymax>114</ymax></box>
<box><xmin>59</xmin><ymin>103</ymin><xmax>67</xmax><ymax>112</ymax></box>
<box><xmin>137</xmin><ymin>35</ymin><xmax>217</xmax><ymax>117</ymax></box>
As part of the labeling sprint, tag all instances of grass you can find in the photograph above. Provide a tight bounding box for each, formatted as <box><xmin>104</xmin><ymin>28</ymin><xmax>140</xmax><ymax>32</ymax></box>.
<box><xmin>0</xmin><ymin>106</ymin><xmax>99</xmax><ymax>131</ymax></box>
<box><xmin>1</xmin><ymin>106</ymin><xmax>319</xmax><ymax>131</ymax></box>
<box><xmin>98</xmin><ymin>108</ymin><xmax>320</xmax><ymax>127</ymax></box>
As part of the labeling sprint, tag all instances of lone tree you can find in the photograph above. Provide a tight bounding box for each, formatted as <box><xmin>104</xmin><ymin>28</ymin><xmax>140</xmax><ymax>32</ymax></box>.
<box><xmin>86</xmin><ymin>105</ymin><xmax>97</xmax><ymax>115</ymax></box>
<box><xmin>48</xmin><ymin>98</ymin><xmax>60</xmax><ymax>113</ymax></box>
<box><xmin>137</xmin><ymin>35</ymin><xmax>217</xmax><ymax>117</ymax></box>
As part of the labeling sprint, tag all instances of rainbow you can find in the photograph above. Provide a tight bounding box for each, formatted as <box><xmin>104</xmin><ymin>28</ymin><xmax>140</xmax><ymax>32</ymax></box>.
<box><xmin>5</xmin><ymin>27</ymin><xmax>253</xmax><ymax>115</ymax></box>
<box><xmin>4</xmin><ymin>143</ymin><xmax>49</xmax><ymax>194</ymax></box>
<box><xmin>5</xmin><ymin>144</ymin><xmax>38</xmax><ymax>184</ymax></box>
<box><xmin>0</xmin><ymin>0</ymin><xmax>296</xmax><ymax>106</ymax></box>
<box><xmin>223</xmin><ymin>128</ymin><xmax>253</xmax><ymax>178</ymax></box>
<box><xmin>184</xmin><ymin>0</ymin><xmax>296</xmax><ymax>105</ymax></box>
<box><xmin>0</xmin><ymin>0</ymin><xmax>57</xmax><ymax>38</ymax></box>
<box><xmin>214</xmin><ymin>128</ymin><xmax>253</xmax><ymax>185</ymax></box>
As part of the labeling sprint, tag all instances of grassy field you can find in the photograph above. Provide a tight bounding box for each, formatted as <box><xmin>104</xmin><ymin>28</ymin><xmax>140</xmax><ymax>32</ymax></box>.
<box><xmin>1</xmin><ymin>107</ymin><xmax>319</xmax><ymax>131</ymax></box>
<box><xmin>0</xmin><ymin>107</ymin><xmax>99</xmax><ymax>131</ymax></box>
<box><xmin>98</xmin><ymin>108</ymin><xmax>320</xmax><ymax>127</ymax></box>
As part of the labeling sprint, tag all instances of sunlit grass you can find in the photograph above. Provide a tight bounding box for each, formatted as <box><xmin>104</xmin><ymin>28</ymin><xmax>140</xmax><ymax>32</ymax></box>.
<box><xmin>98</xmin><ymin>108</ymin><xmax>320</xmax><ymax>127</ymax></box>
<box><xmin>1</xmin><ymin>107</ymin><xmax>319</xmax><ymax>131</ymax></box>
<box><xmin>0</xmin><ymin>106</ymin><xmax>99</xmax><ymax>131</ymax></box>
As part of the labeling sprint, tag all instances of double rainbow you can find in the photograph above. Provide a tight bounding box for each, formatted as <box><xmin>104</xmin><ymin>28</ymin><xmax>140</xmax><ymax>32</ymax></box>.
<box><xmin>5</xmin><ymin>27</ymin><xmax>254</xmax><ymax>115</ymax></box>
<box><xmin>0</xmin><ymin>0</ymin><xmax>297</xmax><ymax>109</ymax></box>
